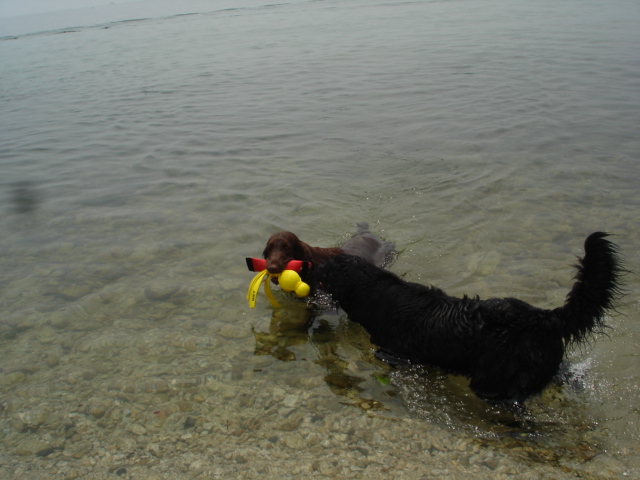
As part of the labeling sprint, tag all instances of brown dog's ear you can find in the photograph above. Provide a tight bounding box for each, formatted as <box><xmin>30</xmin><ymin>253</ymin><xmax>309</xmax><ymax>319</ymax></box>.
<box><xmin>294</xmin><ymin>240</ymin><xmax>314</xmax><ymax>262</ymax></box>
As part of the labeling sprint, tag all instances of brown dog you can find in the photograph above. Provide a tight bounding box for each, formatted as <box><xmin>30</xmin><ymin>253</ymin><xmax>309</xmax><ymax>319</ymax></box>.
<box><xmin>262</xmin><ymin>223</ymin><xmax>394</xmax><ymax>287</ymax></box>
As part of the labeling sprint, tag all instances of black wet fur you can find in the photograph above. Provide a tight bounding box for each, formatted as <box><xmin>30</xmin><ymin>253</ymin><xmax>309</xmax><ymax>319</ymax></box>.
<box><xmin>316</xmin><ymin>232</ymin><xmax>624</xmax><ymax>404</ymax></box>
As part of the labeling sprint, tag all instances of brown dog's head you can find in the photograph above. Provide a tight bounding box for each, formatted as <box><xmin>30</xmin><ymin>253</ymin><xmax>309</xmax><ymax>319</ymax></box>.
<box><xmin>262</xmin><ymin>231</ymin><xmax>307</xmax><ymax>274</ymax></box>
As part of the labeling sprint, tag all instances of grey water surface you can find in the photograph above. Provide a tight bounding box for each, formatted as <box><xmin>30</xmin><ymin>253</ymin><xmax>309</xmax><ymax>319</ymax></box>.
<box><xmin>1</xmin><ymin>0</ymin><xmax>639</xmax><ymax>478</ymax></box>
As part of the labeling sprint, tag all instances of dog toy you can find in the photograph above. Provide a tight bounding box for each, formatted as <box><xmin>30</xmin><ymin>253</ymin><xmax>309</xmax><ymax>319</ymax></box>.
<box><xmin>245</xmin><ymin>258</ymin><xmax>311</xmax><ymax>308</ymax></box>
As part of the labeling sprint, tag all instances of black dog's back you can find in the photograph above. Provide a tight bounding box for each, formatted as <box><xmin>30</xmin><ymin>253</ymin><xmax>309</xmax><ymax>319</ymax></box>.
<box><xmin>316</xmin><ymin>233</ymin><xmax>623</xmax><ymax>403</ymax></box>
<box><xmin>341</xmin><ymin>222</ymin><xmax>395</xmax><ymax>268</ymax></box>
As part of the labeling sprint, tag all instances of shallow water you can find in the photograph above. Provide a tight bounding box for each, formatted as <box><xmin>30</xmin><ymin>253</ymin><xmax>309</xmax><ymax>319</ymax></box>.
<box><xmin>1</xmin><ymin>0</ymin><xmax>639</xmax><ymax>478</ymax></box>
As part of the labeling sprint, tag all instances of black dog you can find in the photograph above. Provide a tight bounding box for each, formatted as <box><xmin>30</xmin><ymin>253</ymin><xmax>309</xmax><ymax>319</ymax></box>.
<box><xmin>316</xmin><ymin>233</ymin><xmax>624</xmax><ymax>403</ymax></box>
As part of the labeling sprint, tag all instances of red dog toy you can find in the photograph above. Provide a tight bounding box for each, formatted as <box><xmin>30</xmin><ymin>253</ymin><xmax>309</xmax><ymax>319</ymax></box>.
<box><xmin>245</xmin><ymin>258</ymin><xmax>310</xmax><ymax>273</ymax></box>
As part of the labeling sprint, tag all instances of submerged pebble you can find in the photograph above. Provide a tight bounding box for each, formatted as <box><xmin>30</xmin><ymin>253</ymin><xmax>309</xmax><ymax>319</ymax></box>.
<box><xmin>476</xmin><ymin>250</ymin><xmax>502</xmax><ymax>276</ymax></box>
<box><xmin>0</xmin><ymin>372</ymin><xmax>26</xmax><ymax>386</ymax></box>
<box><xmin>14</xmin><ymin>438</ymin><xmax>52</xmax><ymax>456</ymax></box>
<box><xmin>282</xmin><ymin>433</ymin><xmax>306</xmax><ymax>450</ymax></box>
<box><xmin>17</xmin><ymin>406</ymin><xmax>51</xmax><ymax>428</ymax></box>
<box><xmin>36</xmin><ymin>328</ymin><xmax>58</xmax><ymax>344</ymax></box>
<box><xmin>144</xmin><ymin>282</ymin><xmax>180</xmax><ymax>301</ymax></box>
<box><xmin>218</xmin><ymin>324</ymin><xmax>250</xmax><ymax>339</ymax></box>
<box><xmin>56</xmin><ymin>284</ymin><xmax>92</xmax><ymax>301</ymax></box>
<box><xmin>129</xmin><ymin>424</ymin><xmax>147</xmax><ymax>436</ymax></box>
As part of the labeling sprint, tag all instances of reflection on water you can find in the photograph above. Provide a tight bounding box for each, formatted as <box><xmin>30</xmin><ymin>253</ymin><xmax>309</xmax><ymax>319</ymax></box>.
<box><xmin>252</xmin><ymin>303</ymin><xmax>392</xmax><ymax>412</ymax></box>
<box><xmin>252</xmin><ymin>303</ymin><xmax>314</xmax><ymax>363</ymax></box>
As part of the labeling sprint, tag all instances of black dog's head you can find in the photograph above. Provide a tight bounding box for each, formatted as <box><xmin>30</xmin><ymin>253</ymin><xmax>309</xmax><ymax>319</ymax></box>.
<box><xmin>316</xmin><ymin>254</ymin><xmax>356</xmax><ymax>291</ymax></box>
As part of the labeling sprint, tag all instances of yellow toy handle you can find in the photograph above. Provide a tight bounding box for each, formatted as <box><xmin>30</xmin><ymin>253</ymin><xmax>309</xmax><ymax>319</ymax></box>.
<box><xmin>246</xmin><ymin>269</ymin><xmax>310</xmax><ymax>308</ymax></box>
<box><xmin>262</xmin><ymin>273</ymin><xmax>280</xmax><ymax>308</ymax></box>
<box><xmin>247</xmin><ymin>270</ymin><xmax>264</xmax><ymax>308</ymax></box>
<box><xmin>247</xmin><ymin>269</ymin><xmax>282</xmax><ymax>308</ymax></box>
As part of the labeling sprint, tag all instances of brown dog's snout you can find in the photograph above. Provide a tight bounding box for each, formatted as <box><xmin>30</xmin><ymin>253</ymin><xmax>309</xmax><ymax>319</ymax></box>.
<box><xmin>266</xmin><ymin>263</ymin><xmax>284</xmax><ymax>274</ymax></box>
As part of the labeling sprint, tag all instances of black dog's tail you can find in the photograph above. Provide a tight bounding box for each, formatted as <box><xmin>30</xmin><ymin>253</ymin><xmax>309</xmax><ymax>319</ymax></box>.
<box><xmin>559</xmin><ymin>232</ymin><xmax>624</xmax><ymax>344</ymax></box>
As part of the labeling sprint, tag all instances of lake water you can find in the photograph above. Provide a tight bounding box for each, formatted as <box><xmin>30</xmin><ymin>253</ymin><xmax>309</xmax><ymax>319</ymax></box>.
<box><xmin>1</xmin><ymin>0</ymin><xmax>639</xmax><ymax>478</ymax></box>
